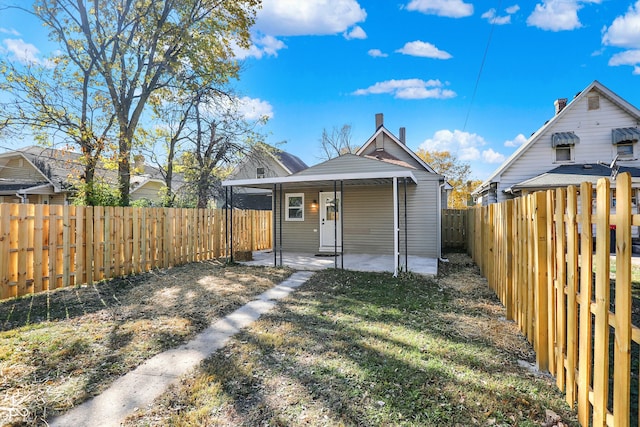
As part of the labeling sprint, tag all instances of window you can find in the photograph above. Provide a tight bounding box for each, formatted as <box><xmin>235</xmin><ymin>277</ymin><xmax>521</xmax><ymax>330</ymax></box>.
<box><xmin>588</xmin><ymin>95</ymin><xmax>600</xmax><ymax>111</ymax></box>
<box><xmin>285</xmin><ymin>193</ymin><xmax>304</xmax><ymax>221</ymax></box>
<box><xmin>555</xmin><ymin>146</ymin><xmax>572</xmax><ymax>162</ymax></box>
<box><xmin>256</xmin><ymin>167</ymin><xmax>265</xmax><ymax>178</ymax></box>
<box><xmin>617</xmin><ymin>142</ymin><xmax>634</xmax><ymax>158</ymax></box>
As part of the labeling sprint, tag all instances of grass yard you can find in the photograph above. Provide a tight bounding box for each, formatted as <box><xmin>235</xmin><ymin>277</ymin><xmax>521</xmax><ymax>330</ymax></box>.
<box><xmin>0</xmin><ymin>260</ymin><xmax>291</xmax><ymax>426</ymax></box>
<box><xmin>125</xmin><ymin>253</ymin><xmax>578</xmax><ymax>427</ymax></box>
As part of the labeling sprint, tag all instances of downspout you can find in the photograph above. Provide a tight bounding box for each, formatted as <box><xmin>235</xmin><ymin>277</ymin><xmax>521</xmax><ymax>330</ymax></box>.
<box><xmin>15</xmin><ymin>192</ymin><xmax>26</xmax><ymax>204</ymax></box>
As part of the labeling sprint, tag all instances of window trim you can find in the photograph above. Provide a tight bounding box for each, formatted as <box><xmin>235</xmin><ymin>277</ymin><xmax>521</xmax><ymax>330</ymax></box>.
<box><xmin>285</xmin><ymin>193</ymin><xmax>304</xmax><ymax>221</ymax></box>
<box><xmin>616</xmin><ymin>142</ymin><xmax>634</xmax><ymax>158</ymax></box>
<box><xmin>256</xmin><ymin>167</ymin><xmax>265</xmax><ymax>179</ymax></box>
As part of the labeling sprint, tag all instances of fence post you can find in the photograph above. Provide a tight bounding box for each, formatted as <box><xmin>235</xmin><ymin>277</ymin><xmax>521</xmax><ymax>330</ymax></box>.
<box><xmin>614</xmin><ymin>173</ymin><xmax>632</xmax><ymax>427</ymax></box>
<box><xmin>593</xmin><ymin>177</ymin><xmax>611</xmax><ymax>427</ymax></box>
<box><xmin>505</xmin><ymin>200</ymin><xmax>514</xmax><ymax>320</ymax></box>
<box><xmin>533</xmin><ymin>191</ymin><xmax>549</xmax><ymax>371</ymax></box>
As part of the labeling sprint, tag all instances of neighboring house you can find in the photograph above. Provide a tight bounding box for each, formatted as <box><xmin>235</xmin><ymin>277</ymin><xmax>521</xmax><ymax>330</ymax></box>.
<box><xmin>0</xmin><ymin>146</ymin><xmax>182</xmax><ymax>205</ymax></box>
<box><xmin>473</xmin><ymin>80</ymin><xmax>640</xmax><ymax>205</ymax></box>
<box><xmin>224</xmin><ymin>143</ymin><xmax>308</xmax><ymax>210</ymax></box>
<box><xmin>222</xmin><ymin>114</ymin><xmax>447</xmax><ymax>275</ymax></box>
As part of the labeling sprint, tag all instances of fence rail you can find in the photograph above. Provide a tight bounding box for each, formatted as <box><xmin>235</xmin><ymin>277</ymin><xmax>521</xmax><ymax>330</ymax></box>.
<box><xmin>0</xmin><ymin>204</ymin><xmax>272</xmax><ymax>301</ymax></box>
<box><xmin>467</xmin><ymin>173</ymin><xmax>639</xmax><ymax>427</ymax></box>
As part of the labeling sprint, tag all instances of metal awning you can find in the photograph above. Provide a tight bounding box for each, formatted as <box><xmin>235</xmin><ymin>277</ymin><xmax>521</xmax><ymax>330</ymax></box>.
<box><xmin>551</xmin><ymin>132</ymin><xmax>580</xmax><ymax>147</ymax></box>
<box><xmin>222</xmin><ymin>170</ymin><xmax>419</xmax><ymax>189</ymax></box>
<box><xmin>612</xmin><ymin>127</ymin><xmax>640</xmax><ymax>144</ymax></box>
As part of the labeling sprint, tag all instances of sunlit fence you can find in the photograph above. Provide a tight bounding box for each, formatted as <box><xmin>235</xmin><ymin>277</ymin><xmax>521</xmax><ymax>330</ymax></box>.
<box><xmin>0</xmin><ymin>205</ymin><xmax>272</xmax><ymax>300</ymax></box>
<box><xmin>467</xmin><ymin>172</ymin><xmax>638</xmax><ymax>427</ymax></box>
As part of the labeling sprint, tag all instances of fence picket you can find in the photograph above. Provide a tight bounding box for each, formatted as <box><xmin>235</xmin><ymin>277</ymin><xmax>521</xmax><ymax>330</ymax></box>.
<box><xmin>467</xmin><ymin>174</ymin><xmax>638</xmax><ymax>426</ymax></box>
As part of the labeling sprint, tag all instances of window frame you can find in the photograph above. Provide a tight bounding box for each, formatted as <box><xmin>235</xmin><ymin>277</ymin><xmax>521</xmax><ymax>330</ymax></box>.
<box><xmin>616</xmin><ymin>141</ymin><xmax>634</xmax><ymax>158</ymax></box>
<box><xmin>554</xmin><ymin>145</ymin><xmax>573</xmax><ymax>163</ymax></box>
<box><xmin>256</xmin><ymin>167</ymin><xmax>265</xmax><ymax>178</ymax></box>
<box><xmin>285</xmin><ymin>193</ymin><xmax>304</xmax><ymax>221</ymax></box>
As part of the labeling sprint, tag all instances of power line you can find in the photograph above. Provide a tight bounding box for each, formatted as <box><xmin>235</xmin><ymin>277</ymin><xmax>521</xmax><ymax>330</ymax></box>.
<box><xmin>463</xmin><ymin>0</ymin><xmax>503</xmax><ymax>132</ymax></box>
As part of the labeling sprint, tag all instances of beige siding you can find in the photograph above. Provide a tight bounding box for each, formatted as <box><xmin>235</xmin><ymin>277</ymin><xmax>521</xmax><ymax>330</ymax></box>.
<box><xmin>497</xmin><ymin>88</ymin><xmax>640</xmax><ymax>202</ymax></box>
<box><xmin>232</xmin><ymin>153</ymin><xmax>289</xmax><ymax>180</ymax></box>
<box><xmin>131</xmin><ymin>181</ymin><xmax>164</xmax><ymax>202</ymax></box>
<box><xmin>0</xmin><ymin>156</ymin><xmax>48</xmax><ymax>181</ymax></box>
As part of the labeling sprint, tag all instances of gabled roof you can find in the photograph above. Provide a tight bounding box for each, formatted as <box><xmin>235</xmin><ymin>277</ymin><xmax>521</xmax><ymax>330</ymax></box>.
<box><xmin>355</xmin><ymin>126</ymin><xmax>437</xmax><ymax>174</ymax></box>
<box><xmin>473</xmin><ymin>80</ymin><xmax>640</xmax><ymax>195</ymax></box>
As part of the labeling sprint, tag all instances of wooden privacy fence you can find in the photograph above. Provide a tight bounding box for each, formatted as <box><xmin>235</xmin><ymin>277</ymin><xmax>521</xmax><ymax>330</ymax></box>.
<box><xmin>468</xmin><ymin>172</ymin><xmax>639</xmax><ymax>427</ymax></box>
<box><xmin>442</xmin><ymin>209</ymin><xmax>467</xmax><ymax>249</ymax></box>
<box><xmin>0</xmin><ymin>204</ymin><xmax>272</xmax><ymax>301</ymax></box>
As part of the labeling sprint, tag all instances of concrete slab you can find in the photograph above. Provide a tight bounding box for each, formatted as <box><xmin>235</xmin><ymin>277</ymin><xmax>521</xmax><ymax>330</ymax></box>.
<box><xmin>48</xmin><ymin>270</ymin><xmax>314</xmax><ymax>427</ymax></box>
<box><xmin>243</xmin><ymin>251</ymin><xmax>438</xmax><ymax>276</ymax></box>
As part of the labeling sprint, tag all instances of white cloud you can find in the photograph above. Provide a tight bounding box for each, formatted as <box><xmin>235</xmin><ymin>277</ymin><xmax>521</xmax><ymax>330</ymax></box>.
<box><xmin>504</xmin><ymin>133</ymin><xmax>528</xmax><ymax>147</ymax></box>
<box><xmin>481</xmin><ymin>5</ymin><xmax>519</xmax><ymax>25</ymax></box>
<box><xmin>255</xmin><ymin>0</ymin><xmax>367</xmax><ymax>36</ymax></box>
<box><xmin>236</xmin><ymin>97</ymin><xmax>274</xmax><ymax>121</ymax></box>
<box><xmin>526</xmin><ymin>0</ymin><xmax>598</xmax><ymax>31</ymax></box>
<box><xmin>353</xmin><ymin>79</ymin><xmax>456</xmax><ymax>100</ymax></box>
<box><xmin>344</xmin><ymin>25</ymin><xmax>367</xmax><ymax>40</ymax></box>
<box><xmin>482</xmin><ymin>148</ymin><xmax>506</xmax><ymax>163</ymax></box>
<box><xmin>405</xmin><ymin>0</ymin><xmax>473</xmax><ymax>18</ymax></box>
<box><xmin>602</xmin><ymin>1</ymin><xmax>640</xmax><ymax>48</ymax></box>
<box><xmin>505</xmin><ymin>5</ymin><xmax>520</xmax><ymax>14</ymax></box>
<box><xmin>0</xmin><ymin>38</ymin><xmax>51</xmax><ymax>66</ymax></box>
<box><xmin>368</xmin><ymin>48</ymin><xmax>388</xmax><ymax>58</ymax></box>
<box><xmin>418</xmin><ymin>129</ymin><xmax>489</xmax><ymax>161</ymax></box>
<box><xmin>0</xmin><ymin>28</ymin><xmax>20</xmax><ymax>36</ymax></box>
<box><xmin>233</xmin><ymin>35</ymin><xmax>286</xmax><ymax>60</ymax></box>
<box><xmin>395</xmin><ymin>41</ymin><xmax>452</xmax><ymax>59</ymax></box>
<box><xmin>608</xmin><ymin>49</ymin><xmax>640</xmax><ymax>75</ymax></box>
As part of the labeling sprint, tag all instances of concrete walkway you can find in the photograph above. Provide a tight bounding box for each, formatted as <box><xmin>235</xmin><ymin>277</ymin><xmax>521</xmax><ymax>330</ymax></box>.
<box><xmin>48</xmin><ymin>271</ymin><xmax>315</xmax><ymax>427</ymax></box>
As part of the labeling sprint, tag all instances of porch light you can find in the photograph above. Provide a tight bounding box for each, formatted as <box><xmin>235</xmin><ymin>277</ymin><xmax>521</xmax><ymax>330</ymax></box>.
<box><xmin>311</xmin><ymin>199</ymin><xmax>317</xmax><ymax>209</ymax></box>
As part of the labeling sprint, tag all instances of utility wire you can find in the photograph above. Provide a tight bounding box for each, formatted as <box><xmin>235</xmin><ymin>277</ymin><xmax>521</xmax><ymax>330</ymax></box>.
<box><xmin>463</xmin><ymin>0</ymin><xmax>503</xmax><ymax>132</ymax></box>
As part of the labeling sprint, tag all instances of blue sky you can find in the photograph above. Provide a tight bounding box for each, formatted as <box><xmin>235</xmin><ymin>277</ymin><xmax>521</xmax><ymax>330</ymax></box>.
<box><xmin>1</xmin><ymin>0</ymin><xmax>640</xmax><ymax>180</ymax></box>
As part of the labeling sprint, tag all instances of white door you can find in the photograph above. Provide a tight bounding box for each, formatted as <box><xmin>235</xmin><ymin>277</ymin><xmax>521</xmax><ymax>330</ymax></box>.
<box><xmin>319</xmin><ymin>191</ymin><xmax>342</xmax><ymax>252</ymax></box>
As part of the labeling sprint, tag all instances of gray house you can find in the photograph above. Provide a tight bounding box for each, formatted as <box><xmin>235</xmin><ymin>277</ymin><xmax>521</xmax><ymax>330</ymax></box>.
<box><xmin>222</xmin><ymin>114</ymin><xmax>446</xmax><ymax>275</ymax></box>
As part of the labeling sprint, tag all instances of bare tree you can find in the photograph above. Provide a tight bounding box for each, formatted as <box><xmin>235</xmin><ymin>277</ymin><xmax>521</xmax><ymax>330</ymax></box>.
<box><xmin>318</xmin><ymin>124</ymin><xmax>357</xmax><ymax>160</ymax></box>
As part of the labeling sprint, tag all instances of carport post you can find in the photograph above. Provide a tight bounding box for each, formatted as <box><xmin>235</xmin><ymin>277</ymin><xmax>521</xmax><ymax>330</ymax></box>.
<box><xmin>334</xmin><ymin>180</ymin><xmax>337</xmax><ymax>269</ymax></box>
<box><xmin>272</xmin><ymin>184</ymin><xmax>277</xmax><ymax>267</ymax></box>
<box><xmin>341</xmin><ymin>180</ymin><xmax>344</xmax><ymax>270</ymax></box>
<box><xmin>404</xmin><ymin>178</ymin><xmax>408</xmax><ymax>269</ymax></box>
<box><xmin>279</xmin><ymin>184</ymin><xmax>283</xmax><ymax>267</ymax></box>
<box><xmin>393</xmin><ymin>177</ymin><xmax>399</xmax><ymax>277</ymax></box>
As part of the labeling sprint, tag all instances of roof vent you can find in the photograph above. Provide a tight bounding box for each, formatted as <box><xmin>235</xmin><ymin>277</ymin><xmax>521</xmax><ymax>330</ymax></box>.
<box><xmin>583</xmin><ymin>164</ymin><xmax>592</xmax><ymax>169</ymax></box>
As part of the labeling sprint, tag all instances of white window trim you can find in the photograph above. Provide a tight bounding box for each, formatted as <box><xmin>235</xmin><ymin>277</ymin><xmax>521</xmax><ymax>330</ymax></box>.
<box><xmin>616</xmin><ymin>141</ymin><xmax>635</xmax><ymax>159</ymax></box>
<box><xmin>285</xmin><ymin>193</ymin><xmax>304</xmax><ymax>221</ymax></box>
<box><xmin>554</xmin><ymin>145</ymin><xmax>574</xmax><ymax>163</ymax></box>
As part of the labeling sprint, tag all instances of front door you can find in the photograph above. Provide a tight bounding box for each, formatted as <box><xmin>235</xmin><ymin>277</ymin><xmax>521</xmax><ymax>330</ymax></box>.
<box><xmin>319</xmin><ymin>191</ymin><xmax>342</xmax><ymax>252</ymax></box>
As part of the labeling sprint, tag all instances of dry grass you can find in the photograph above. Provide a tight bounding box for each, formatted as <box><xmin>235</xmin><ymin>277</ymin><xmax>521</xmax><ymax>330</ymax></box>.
<box><xmin>124</xmin><ymin>253</ymin><xmax>577</xmax><ymax>427</ymax></box>
<box><xmin>0</xmin><ymin>260</ymin><xmax>291</xmax><ymax>426</ymax></box>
